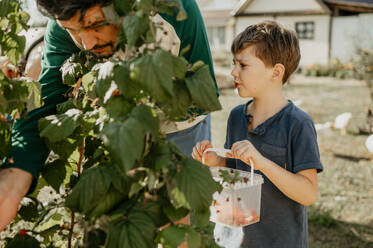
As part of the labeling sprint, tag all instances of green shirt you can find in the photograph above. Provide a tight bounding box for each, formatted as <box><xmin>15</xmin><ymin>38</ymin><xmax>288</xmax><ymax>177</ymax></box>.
<box><xmin>2</xmin><ymin>0</ymin><xmax>217</xmax><ymax>193</ymax></box>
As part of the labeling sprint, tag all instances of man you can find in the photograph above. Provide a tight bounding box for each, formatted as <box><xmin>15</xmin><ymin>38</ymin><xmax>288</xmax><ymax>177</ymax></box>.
<box><xmin>0</xmin><ymin>0</ymin><xmax>217</xmax><ymax>232</ymax></box>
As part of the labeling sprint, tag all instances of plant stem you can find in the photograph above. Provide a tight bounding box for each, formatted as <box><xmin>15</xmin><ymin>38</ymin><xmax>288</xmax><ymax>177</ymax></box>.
<box><xmin>68</xmin><ymin>138</ymin><xmax>85</xmax><ymax>248</ymax></box>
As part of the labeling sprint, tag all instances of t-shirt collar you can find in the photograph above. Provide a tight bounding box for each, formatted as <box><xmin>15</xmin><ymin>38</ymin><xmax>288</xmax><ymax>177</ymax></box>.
<box><xmin>243</xmin><ymin>99</ymin><xmax>293</xmax><ymax>135</ymax></box>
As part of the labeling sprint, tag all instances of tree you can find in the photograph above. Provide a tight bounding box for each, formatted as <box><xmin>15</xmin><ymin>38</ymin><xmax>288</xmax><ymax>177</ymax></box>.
<box><xmin>1</xmin><ymin>0</ymin><xmax>223</xmax><ymax>247</ymax></box>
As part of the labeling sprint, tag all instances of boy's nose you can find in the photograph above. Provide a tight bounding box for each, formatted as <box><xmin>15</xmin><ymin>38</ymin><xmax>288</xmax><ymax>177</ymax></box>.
<box><xmin>231</xmin><ymin>67</ymin><xmax>239</xmax><ymax>78</ymax></box>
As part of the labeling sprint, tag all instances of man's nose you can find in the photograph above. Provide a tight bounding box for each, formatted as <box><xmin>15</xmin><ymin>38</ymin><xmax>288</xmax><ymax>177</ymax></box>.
<box><xmin>80</xmin><ymin>31</ymin><xmax>99</xmax><ymax>50</ymax></box>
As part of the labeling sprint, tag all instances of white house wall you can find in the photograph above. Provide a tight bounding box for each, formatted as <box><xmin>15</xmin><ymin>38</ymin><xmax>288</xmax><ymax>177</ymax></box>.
<box><xmin>242</xmin><ymin>0</ymin><xmax>325</xmax><ymax>13</ymax></box>
<box><xmin>331</xmin><ymin>14</ymin><xmax>373</xmax><ymax>62</ymax></box>
<box><xmin>277</xmin><ymin>15</ymin><xmax>330</xmax><ymax>66</ymax></box>
<box><xmin>235</xmin><ymin>15</ymin><xmax>330</xmax><ymax>66</ymax></box>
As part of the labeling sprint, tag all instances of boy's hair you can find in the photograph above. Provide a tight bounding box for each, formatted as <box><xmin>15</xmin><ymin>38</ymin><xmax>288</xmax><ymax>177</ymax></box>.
<box><xmin>37</xmin><ymin>0</ymin><xmax>112</xmax><ymax>21</ymax></box>
<box><xmin>231</xmin><ymin>21</ymin><xmax>300</xmax><ymax>84</ymax></box>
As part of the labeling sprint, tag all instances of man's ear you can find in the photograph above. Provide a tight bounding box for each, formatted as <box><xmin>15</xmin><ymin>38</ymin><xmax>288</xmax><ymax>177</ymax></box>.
<box><xmin>272</xmin><ymin>63</ymin><xmax>285</xmax><ymax>83</ymax></box>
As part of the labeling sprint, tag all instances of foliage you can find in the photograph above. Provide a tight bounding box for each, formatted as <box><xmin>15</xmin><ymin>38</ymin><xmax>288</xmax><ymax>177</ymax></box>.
<box><xmin>353</xmin><ymin>48</ymin><xmax>373</xmax><ymax>102</ymax></box>
<box><xmin>303</xmin><ymin>59</ymin><xmax>355</xmax><ymax>79</ymax></box>
<box><xmin>0</xmin><ymin>0</ymin><xmax>41</xmax><ymax>162</ymax></box>
<box><xmin>1</xmin><ymin>0</ymin><xmax>223</xmax><ymax>247</ymax></box>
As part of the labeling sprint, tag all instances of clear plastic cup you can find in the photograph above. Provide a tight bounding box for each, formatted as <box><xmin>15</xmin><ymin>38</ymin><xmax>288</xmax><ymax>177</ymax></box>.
<box><xmin>203</xmin><ymin>148</ymin><xmax>264</xmax><ymax>227</ymax></box>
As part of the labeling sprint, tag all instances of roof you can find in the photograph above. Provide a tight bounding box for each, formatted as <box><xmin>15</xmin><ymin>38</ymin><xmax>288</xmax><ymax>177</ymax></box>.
<box><xmin>323</xmin><ymin>0</ymin><xmax>373</xmax><ymax>12</ymax></box>
<box><xmin>232</xmin><ymin>0</ymin><xmax>331</xmax><ymax>16</ymax></box>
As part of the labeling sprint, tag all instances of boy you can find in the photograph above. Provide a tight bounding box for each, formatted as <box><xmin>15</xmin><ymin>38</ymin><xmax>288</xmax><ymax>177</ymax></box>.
<box><xmin>192</xmin><ymin>21</ymin><xmax>323</xmax><ymax>247</ymax></box>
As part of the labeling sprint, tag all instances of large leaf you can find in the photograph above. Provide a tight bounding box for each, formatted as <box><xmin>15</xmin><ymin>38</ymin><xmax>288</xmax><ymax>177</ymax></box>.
<box><xmin>106</xmin><ymin>211</ymin><xmax>156</xmax><ymax>248</ymax></box>
<box><xmin>122</xmin><ymin>14</ymin><xmax>149</xmax><ymax>46</ymax></box>
<box><xmin>0</xmin><ymin>120</ymin><xmax>12</xmax><ymax>158</ymax></box>
<box><xmin>162</xmin><ymin>80</ymin><xmax>192</xmax><ymax>120</ymax></box>
<box><xmin>114</xmin><ymin>0</ymin><xmax>134</xmax><ymax>16</ymax></box>
<box><xmin>39</xmin><ymin>109</ymin><xmax>82</xmax><ymax>143</ymax></box>
<box><xmin>101</xmin><ymin>118</ymin><xmax>145</xmax><ymax>174</ymax></box>
<box><xmin>5</xmin><ymin>234</ymin><xmax>40</xmax><ymax>248</ymax></box>
<box><xmin>41</xmin><ymin>159</ymin><xmax>68</xmax><ymax>192</ymax></box>
<box><xmin>185</xmin><ymin>65</ymin><xmax>221</xmax><ymax>112</ymax></box>
<box><xmin>105</xmin><ymin>96</ymin><xmax>134</xmax><ymax>119</ymax></box>
<box><xmin>130</xmin><ymin>105</ymin><xmax>159</xmax><ymax>139</ymax></box>
<box><xmin>131</xmin><ymin>50</ymin><xmax>174</xmax><ymax>102</ymax></box>
<box><xmin>113</xmin><ymin>64</ymin><xmax>140</xmax><ymax>99</ymax></box>
<box><xmin>88</xmin><ymin>186</ymin><xmax>125</xmax><ymax>218</ymax></box>
<box><xmin>18</xmin><ymin>200</ymin><xmax>39</xmax><ymax>222</ymax></box>
<box><xmin>175</xmin><ymin>158</ymin><xmax>221</xmax><ymax>224</ymax></box>
<box><xmin>60</xmin><ymin>61</ymin><xmax>83</xmax><ymax>86</ymax></box>
<box><xmin>65</xmin><ymin>165</ymin><xmax>113</xmax><ymax>215</ymax></box>
<box><xmin>101</xmin><ymin>105</ymin><xmax>158</xmax><ymax>173</ymax></box>
<box><xmin>157</xmin><ymin>226</ymin><xmax>186</xmax><ymax>248</ymax></box>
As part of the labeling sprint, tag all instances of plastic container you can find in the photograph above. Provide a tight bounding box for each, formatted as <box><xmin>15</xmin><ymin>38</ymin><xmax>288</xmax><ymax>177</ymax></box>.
<box><xmin>202</xmin><ymin>148</ymin><xmax>264</xmax><ymax>228</ymax></box>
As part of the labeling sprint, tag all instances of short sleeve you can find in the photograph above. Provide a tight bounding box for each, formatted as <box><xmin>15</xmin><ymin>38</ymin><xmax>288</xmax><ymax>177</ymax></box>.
<box><xmin>291</xmin><ymin>120</ymin><xmax>323</xmax><ymax>173</ymax></box>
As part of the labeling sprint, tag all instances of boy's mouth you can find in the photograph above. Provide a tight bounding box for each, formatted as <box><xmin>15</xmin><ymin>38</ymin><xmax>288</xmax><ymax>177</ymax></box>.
<box><xmin>234</xmin><ymin>81</ymin><xmax>240</xmax><ymax>88</ymax></box>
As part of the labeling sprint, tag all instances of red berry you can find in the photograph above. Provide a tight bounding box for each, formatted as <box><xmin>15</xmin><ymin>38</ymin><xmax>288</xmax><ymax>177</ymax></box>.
<box><xmin>19</xmin><ymin>229</ymin><xmax>27</xmax><ymax>235</ymax></box>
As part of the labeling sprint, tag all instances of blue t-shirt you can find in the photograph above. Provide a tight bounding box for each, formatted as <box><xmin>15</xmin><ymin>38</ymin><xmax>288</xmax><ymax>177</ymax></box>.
<box><xmin>224</xmin><ymin>100</ymin><xmax>323</xmax><ymax>248</ymax></box>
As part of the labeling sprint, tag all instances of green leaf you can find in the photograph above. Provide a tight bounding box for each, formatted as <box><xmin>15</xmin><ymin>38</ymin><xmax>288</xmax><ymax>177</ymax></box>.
<box><xmin>25</xmin><ymin>80</ymin><xmax>42</xmax><ymax>110</ymax></box>
<box><xmin>172</xmin><ymin>55</ymin><xmax>188</xmax><ymax>80</ymax></box>
<box><xmin>101</xmin><ymin>105</ymin><xmax>157</xmax><ymax>173</ymax></box>
<box><xmin>114</xmin><ymin>0</ymin><xmax>134</xmax><ymax>16</ymax></box>
<box><xmin>113</xmin><ymin>64</ymin><xmax>140</xmax><ymax>100</ymax></box>
<box><xmin>39</xmin><ymin>109</ymin><xmax>82</xmax><ymax>143</ymax></box>
<box><xmin>175</xmin><ymin>158</ymin><xmax>220</xmax><ymax>225</ymax></box>
<box><xmin>157</xmin><ymin>226</ymin><xmax>186</xmax><ymax>248</ymax></box>
<box><xmin>186</xmin><ymin>228</ymin><xmax>201</xmax><ymax>248</ymax></box>
<box><xmin>169</xmin><ymin>187</ymin><xmax>190</xmax><ymax>210</ymax></box>
<box><xmin>60</xmin><ymin>61</ymin><xmax>83</xmax><ymax>86</ymax></box>
<box><xmin>185</xmin><ymin>65</ymin><xmax>221</xmax><ymax>112</ymax></box>
<box><xmin>57</xmin><ymin>99</ymin><xmax>76</xmax><ymax>113</ymax></box>
<box><xmin>84</xmin><ymin>229</ymin><xmax>106</xmax><ymax>248</ymax></box>
<box><xmin>163</xmin><ymin>203</ymin><xmax>189</xmax><ymax>223</ymax></box>
<box><xmin>18</xmin><ymin>200</ymin><xmax>39</xmax><ymax>222</ymax></box>
<box><xmin>88</xmin><ymin>186</ymin><xmax>125</xmax><ymax>217</ymax></box>
<box><xmin>101</xmin><ymin>118</ymin><xmax>145</xmax><ymax>174</ymax></box>
<box><xmin>162</xmin><ymin>80</ymin><xmax>192</xmax><ymax>120</ymax></box>
<box><xmin>122</xmin><ymin>14</ymin><xmax>149</xmax><ymax>46</ymax></box>
<box><xmin>5</xmin><ymin>234</ymin><xmax>40</xmax><ymax>248</ymax></box>
<box><xmin>128</xmin><ymin>183</ymin><xmax>143</xmax><ymax>198</ymax></box>
<box><xmin>131</xmin><ymin>50</ymin><xmax>174</xmax><ymax>102</ymax></box>
<box><xmin>130</xmin><ymin>104</ymin><xmax>159</xmax><ymax>139</ymax></box>
<box><xmin>41</xmin><ymin>159</ymin><xmax>67</xmax><ymax>192</ymax></box>
<box><xmin>105</xmin><ymin>96</ymin><xmax>134</xmax><ymax>119</ymax></box>
<box><xmin>106</xmin><ymin>211</ymin><xmax>156</xmax><ymax>248</ymax></box>
<box><xmin>65</xmin><ymin>165</ymin><xmax>113</xmax><ymax>215</ymax></box>
<box><xmin>0</xmin><ymin>120</ymin><xmax>12</xmax><ymax>158</ymax></box>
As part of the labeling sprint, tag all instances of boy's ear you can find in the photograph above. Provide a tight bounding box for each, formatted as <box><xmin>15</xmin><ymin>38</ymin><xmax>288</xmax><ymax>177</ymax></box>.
<box><xmin>272</xmin><ymin>63</ymin><xmax>285</xmax><ymax>83</ymax></box>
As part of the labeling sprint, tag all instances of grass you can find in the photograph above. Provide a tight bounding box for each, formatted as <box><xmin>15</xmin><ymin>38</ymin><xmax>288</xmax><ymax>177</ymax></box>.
<box><xmin>211</xmin><ymin>78</ymin><xmax>373</xmax><ymax>247</ymax></box>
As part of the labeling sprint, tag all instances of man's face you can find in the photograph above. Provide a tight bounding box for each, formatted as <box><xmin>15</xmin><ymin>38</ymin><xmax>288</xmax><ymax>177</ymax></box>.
<box><xmin>58</xmin><ymin>5</ymin><xmax>119</xmax><ymax>58</ymax></box>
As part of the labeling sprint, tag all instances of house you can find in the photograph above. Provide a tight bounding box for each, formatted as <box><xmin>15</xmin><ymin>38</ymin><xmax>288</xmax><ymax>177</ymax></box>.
<box><xmin>197</xmin><ymin>0</ymin><xmax>373</xmax><ymax>67</ymax></box>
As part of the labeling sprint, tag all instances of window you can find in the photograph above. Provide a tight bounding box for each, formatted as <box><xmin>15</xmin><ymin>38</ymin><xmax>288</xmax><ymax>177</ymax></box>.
<box><xmin>295</xmin><ymin>22</ymin><xmax>314</xmax><ymax>40</ymax></box>
<box><xmin>206</xmin><ymin>26</ymin><xmax>226</xmax><ymax>47</ymax></box>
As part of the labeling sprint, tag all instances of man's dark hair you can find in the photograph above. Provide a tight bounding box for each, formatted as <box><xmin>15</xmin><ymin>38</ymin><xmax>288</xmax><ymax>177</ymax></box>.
<box><xmin>231</xmin><ymin>21</ymin><xmax>301</xmax><ymax>84</ymax></box>
<box><xmin>37</xmin><ymin>0</ymin><xmax>112</xmax><ymax>20</ymax></box>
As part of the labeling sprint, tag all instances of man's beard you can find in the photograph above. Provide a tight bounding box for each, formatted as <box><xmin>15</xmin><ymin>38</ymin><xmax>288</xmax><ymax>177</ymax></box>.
<box><xmin>90</xmin><ymin>42</ymin><xmax>118</xmax><ymax>59</ymax></box>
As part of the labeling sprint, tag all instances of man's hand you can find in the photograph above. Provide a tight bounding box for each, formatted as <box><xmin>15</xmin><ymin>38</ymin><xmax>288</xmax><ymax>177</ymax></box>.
<box><xmin>0</xmin><ymin>168</ymin><xmax>33</xmax><ymax>232</ymax></box>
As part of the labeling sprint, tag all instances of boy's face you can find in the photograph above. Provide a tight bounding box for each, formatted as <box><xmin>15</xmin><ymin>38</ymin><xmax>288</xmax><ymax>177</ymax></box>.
<box><xmin>58</xmin><ymin>5</ymin><xmax>119</xmax><ymax>58</ymax></box>
<box><xmin>231</xmin><ymin>46</ymin><xmax>274</xmax><ymax>98</ymax></box>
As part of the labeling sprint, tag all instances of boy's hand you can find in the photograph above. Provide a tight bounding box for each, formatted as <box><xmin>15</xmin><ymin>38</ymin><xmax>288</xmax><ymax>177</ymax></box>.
<box><xmin>227</xmin><ymin>140</ymin><xmax>265</xmax><ymax>170</ymax></box>
<box><xmin>192</xmin><ymin>140</ymin><xmax>219</xmax><ymax>167</ymax></box>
